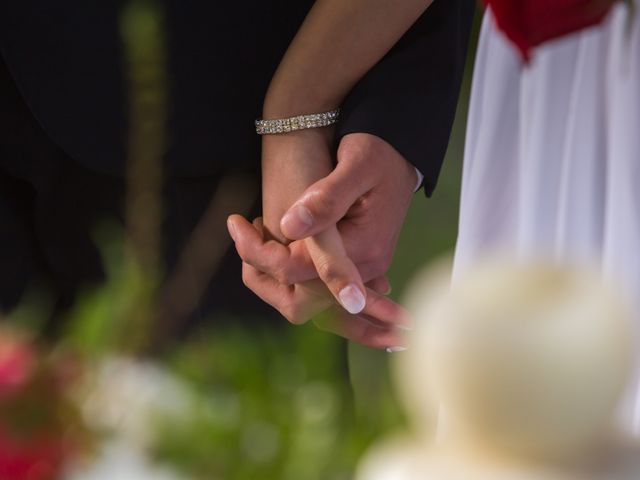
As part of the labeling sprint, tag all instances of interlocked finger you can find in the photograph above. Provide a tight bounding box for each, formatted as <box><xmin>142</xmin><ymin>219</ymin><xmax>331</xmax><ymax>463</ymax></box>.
<box><xmin>241</xmin><ymin>262</ymin><xmax>330</xmax><ymax>324</ymax></box>
<box><xmin>314</xmin><ymin>310</ymin><xmax>405</xmax><ymax>350</ymax></box>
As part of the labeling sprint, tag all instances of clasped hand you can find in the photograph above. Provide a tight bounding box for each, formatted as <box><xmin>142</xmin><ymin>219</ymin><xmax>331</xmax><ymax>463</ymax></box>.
<box><xmin>227</xmin><ymin>130</ymin><xmax>417</xmax><ymax>350</ymax></box>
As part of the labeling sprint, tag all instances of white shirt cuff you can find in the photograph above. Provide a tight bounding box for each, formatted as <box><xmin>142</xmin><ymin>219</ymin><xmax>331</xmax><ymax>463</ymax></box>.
<box><xmin>414</xmin><ymin>167</ymin><xmax>424</xmax><ymax>192</ymax></box>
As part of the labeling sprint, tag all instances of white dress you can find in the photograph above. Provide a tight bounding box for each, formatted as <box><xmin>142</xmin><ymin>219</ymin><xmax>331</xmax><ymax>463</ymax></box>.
<box><xmin>454</xmin><ymin>4</ymin><xmax>640</xmax><ymax>434</ymax></box>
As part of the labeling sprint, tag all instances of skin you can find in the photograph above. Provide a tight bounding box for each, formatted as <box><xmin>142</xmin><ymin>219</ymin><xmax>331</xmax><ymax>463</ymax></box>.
<box><xmin>229</xmin><ymin>132</ymin><xmax>417</xmax><ymax>348</ymax></box>
<box><xmin>227</xmin><ymin>0</ymin><xmax>433</xmax><ymax>348</ymax></box>
<box><xmin>263</xmin><ymin>0</ymin><xmax>435</xmax><ymax>118</ymax></box>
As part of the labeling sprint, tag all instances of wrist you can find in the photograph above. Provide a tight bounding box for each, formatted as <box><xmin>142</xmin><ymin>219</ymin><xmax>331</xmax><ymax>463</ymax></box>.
<box><xmin>261</xmin><ymin>128</ymin><xmax>334</xmax><ymax>239</ymax></box>
<box><xmin>413</xmin><ymin>167</ymin><xmax>425</xmax><ymax>192</ymax></box>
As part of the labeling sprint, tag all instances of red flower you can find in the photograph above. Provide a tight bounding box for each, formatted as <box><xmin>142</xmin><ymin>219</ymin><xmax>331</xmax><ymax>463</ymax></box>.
<box><xmin>0</xmin><ymin>336</ymin><xmax>35</xmax><ymax>398</ymax></box>
<box><xmin>484</xmin><ymin>0</ymin><xmax>619</xmax><ymax>61</ymax></box>
<box><xmin>0</xmin><ymin>429</ymin><xmax>70</xmax><ymax>480</ymax></box>
<box><xmin>0</xmin><ymin>335</ymin><xmax>89</xmax><ymax>479</ymax></box>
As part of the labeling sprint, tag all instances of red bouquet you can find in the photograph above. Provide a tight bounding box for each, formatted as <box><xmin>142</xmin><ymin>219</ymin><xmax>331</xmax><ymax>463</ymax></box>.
<box><xmin>484</xmin><ymin>0</ymin><xmax>624</xmax><ymax>60</ymax></box>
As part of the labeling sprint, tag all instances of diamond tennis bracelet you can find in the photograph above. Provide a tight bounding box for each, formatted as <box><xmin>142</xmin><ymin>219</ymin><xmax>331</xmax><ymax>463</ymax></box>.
<box><xmin>255</xmin><ymin>108</ymin><xmax>340</xmax><ymax>135</ymax></box>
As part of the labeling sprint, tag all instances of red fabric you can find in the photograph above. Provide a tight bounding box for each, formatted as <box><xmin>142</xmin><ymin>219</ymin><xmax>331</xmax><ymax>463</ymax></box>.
<box><xmin>484</xmin><ymin>0</ymin><xmax>617</xmax><ymax>60</ymax></box>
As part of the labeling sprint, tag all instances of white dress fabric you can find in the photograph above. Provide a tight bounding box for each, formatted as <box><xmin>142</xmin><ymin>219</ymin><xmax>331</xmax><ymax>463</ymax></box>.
<box><xmin>455</xmin><ymin>4</ymin><xmax>640</xmax><ymax>433</ymax></box>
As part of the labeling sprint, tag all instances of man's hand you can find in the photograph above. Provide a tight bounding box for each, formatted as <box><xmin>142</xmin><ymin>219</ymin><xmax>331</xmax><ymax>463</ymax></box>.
<box><xmin>279</xmin><ymin>133</ymin><xmax>418</xmax><ymax>282</ymax></box>
<box><xmin>245</xmin><ymin>132</ymin><xmax>418</xmax><ymax>290</ymax></box>
<box><xmin>228</xmin><ymin>132</ymin><xmax>418</xmax><ymax>348</ymax></box>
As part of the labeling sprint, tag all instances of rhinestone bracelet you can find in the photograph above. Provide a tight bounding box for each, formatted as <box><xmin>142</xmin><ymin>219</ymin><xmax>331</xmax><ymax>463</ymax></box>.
<box><xmin>255</xmin><ymin>108</ymin><xmax>340</xmax><ymax>135</ymax></box>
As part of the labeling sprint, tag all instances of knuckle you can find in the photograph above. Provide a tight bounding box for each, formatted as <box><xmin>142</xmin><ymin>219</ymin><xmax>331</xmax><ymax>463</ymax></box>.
<box><xmin>316</xmin><ymin>257</ymin><xmax>340</xmax><ymax>284</ymax></box>
<box><xmin>367</xmin><ymin>295</ymin><xmax>381</xmax><ymax>310</ymax></box>
<box><xmin>337</xmin><ymin>138</ymin><xmax>367</xmax><ymax>164</ymax></box>
<box><xmin>362</xmin><ymin>245</ymin><xmax>392</xmax><ymax>272</ymax></box>
<box><xmin>307</xmin><ymin>191</ymin><xmax>337</xmax><ymax>217</ymax></box>
<box><xmin>234</xmin><ymin>240</ymin><xmax>248</xmax><ymax>260</ymax></box>
<box><xmin>241</xmin><ymin>268</ymin><xmax>252</xmax><ymax>289</ymax></box>
<box><xmin>281</xmin><ymin>303</ymin><xmax>307</xmax><ymax>325</ymax></box>
<box><xmin>236</xmin><ymin>242</ymin><xmax>257</xmax><ymax>266</ymax></box>
<box><xmin>279</xmin><ymin>307</ymin><xmax>294</xmax><ymax>323</ymax></box>
<box><xmin>370</xmin><ymin>335</ymin><xmax>395</xmax><ymax>350</ymax></box>
<box><xmin>372</xmin><ymin>257</ymin><xmax>392</xmax><ymax>276</ymax></box>
<box><xmin>273</xmin><ymin>265</ymin><xmax>293</xmax><ymax>285</ymax></box>
<box><xmin>363</xmin><ymin>244</ymin><xmax>385</xmax><ymax>263</ymax></box>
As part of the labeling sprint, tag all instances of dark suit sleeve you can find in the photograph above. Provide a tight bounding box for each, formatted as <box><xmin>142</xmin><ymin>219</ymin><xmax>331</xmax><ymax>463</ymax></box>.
<box><xmin>336</xmin><ymin>0</ymin><xmax>475</xmax><ymax>196</ymax></box>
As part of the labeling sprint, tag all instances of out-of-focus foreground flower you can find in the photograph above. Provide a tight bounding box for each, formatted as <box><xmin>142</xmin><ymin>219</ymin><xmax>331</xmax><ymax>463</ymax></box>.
<box><xmin>358</xmin><ymin>260</ymin><xmax>640</xmax><ymax>480</ymax></box>
<box><xmin>0</xmin><ymin>331</ymin><xmax>88</xmax><ymax>480</ymax></box>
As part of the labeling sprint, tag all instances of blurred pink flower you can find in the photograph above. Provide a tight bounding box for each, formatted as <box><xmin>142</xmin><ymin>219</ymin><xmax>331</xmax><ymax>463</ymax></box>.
<box><xmin>0</xmin><ymin>333</ymin><xmax>90</xmax><ymax>479</ymax></box>
<box><xmin>0</xmin><ymin>335</ymin><xmax>35</xmax><ymax>397</ymax></box>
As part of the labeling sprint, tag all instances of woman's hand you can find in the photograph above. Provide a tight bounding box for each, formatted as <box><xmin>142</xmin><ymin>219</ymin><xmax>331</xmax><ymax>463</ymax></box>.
<box><xmin>228</xmin><ymin>214</ymin><xmax>410</xmax><ymax>349</ymax></box>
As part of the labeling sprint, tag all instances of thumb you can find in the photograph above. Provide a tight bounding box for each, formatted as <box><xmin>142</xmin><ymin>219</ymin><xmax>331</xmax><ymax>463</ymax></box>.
<box><xmin>280</xmin><ymin>159</ymin><xmax>375</xmax><ymax>240</ymax></box>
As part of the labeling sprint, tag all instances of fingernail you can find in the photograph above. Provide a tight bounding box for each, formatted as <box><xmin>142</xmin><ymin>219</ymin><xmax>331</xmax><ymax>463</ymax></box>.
<box><xmin>396</xmin><ymin>325</ymin><xmax>413</xmax><ymax>332</ymax></box>
<box><xmin>386</xmin><ymin>346</ymin><xmax>408</xmax><ymax>353</ymax></box>
<box><xmin>227</xmin><ymin>219</ymin><xmax>237</xmax><ymax>242</ymax></box>
<box><xmin>281</xmin><ymin>205</ymin><xmax>313</xmax><ymax>237</ymax></box>
<box><xmin>338</xmin><ymin>284</ymin><xmax>366</xmax><ymax>315</ymax></box>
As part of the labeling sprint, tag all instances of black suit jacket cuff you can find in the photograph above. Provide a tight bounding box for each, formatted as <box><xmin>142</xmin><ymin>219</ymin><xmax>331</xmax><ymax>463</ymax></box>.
<box><xmin>336</xmin><ymin>0</ymin><xmax>474</xmax><ymax>197</ymax></box>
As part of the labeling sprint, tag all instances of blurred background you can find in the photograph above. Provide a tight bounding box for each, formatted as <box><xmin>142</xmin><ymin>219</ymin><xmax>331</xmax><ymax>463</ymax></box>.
<box><xmin>0</xmin><ymin>3</ymin><xmax>481</xmax><ymax>479</ymax></box>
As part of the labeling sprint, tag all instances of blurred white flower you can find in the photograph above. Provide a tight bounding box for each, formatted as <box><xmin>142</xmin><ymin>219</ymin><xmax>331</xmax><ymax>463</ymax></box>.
<box><xmin>67</xmin><ymin>356</ymin><xmax>193</xmax><ymax>480</ymax></box>
<box><xmin>359</xmin><ymin>260</ymin><xmax>640</xmax><ymax>480</ymax></box>
<box><xmin>78</xmin><ymin>356</ymin><xmax>191</xmax><ymax>448</ymax></box>
<box><xmin>65</xmin><ymin>440</ymin><xmax>186</xmax><ymax>480</ymax></box>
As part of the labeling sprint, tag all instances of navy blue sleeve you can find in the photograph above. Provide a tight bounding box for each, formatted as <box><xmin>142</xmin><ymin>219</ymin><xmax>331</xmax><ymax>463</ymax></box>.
<box><xmin>337</xmin><ymin>0</ymin><xmax>475</xmax><ymax>196</ymax></box>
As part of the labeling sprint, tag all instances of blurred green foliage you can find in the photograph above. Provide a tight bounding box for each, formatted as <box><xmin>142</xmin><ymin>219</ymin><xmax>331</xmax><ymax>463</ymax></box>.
<box><xmin>152</xmin><ymin>321</ymin><xmax>357</xmax><ymax>480</ymax></box>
